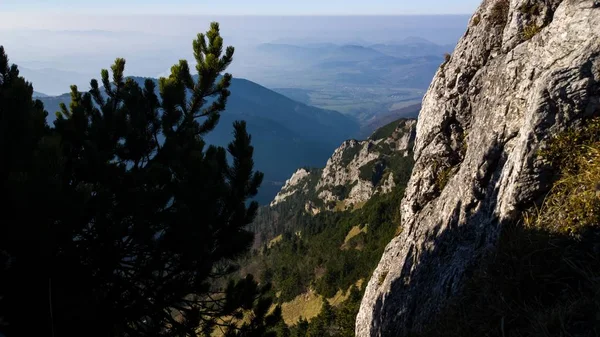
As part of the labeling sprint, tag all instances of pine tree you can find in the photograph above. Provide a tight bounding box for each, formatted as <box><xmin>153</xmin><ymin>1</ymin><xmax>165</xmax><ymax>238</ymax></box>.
<box><xmin>0</xmin><ymin>23</ymin><xmax>280</xmax><ymax>337</ymax></box>
<box><xmin>293</xmin><ymin>318</ymin><xmax>309</xmax><ymax>337</ymax></box>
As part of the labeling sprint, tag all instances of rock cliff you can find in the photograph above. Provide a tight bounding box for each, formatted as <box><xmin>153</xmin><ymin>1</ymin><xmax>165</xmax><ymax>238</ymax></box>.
<box><xmin>251</xmin><ymin>118</ymin><xmax>416</xmax><ymax>248</ymax></box>
<box><xmin>356</xmin><ymin>0</ymin><xmax>600</xmax><ymax>335</ymax></box>
<box><xmin>270</xmin><ymin>119</ymin><xmax>416</xmax><ymax>211</ymax></box>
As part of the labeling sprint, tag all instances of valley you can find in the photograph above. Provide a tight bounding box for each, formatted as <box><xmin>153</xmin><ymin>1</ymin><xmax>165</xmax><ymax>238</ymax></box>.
<box><xmin>238</xmin><ymin>118</ymin><xmax>417</xmax><ymax>335</ymax></box>
<box><xmin>3</xmin><ymin>1</ymin><xmax>598</xmax><ymax>336</ymax></box>
<box><xmin>35</xmin><ymin>36</ymin><xmax>448</xmax><ymax>205</ymax></box>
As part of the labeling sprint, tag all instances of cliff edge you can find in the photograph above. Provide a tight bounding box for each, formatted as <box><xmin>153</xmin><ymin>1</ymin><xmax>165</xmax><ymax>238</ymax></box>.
<box><xmin>356</xmin><ymin>0</ymin><xmax>600</xmax><ymax>335</ymax></box>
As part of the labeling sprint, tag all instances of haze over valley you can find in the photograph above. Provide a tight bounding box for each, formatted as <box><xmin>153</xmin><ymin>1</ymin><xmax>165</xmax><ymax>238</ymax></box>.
<box><xmin>3</xmin><ymin>0</ymin><xmax>599</xmax><ymax>336</ymax></box>
<box><xmin>5</xmin><ymin>14</ymin><xmax>469</xmax><ymax>203</ymax></box>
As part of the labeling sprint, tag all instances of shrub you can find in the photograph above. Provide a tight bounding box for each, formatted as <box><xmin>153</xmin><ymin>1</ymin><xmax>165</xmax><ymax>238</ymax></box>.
<box><xmin>359</xmin><ymin>160</ymin><xmax>385</xmax><ymax>185</ymax></box>
<box><xmin>522</xmin><ymin>22</ymin><xmax>542</xmax><ymax>40</ymax></box>
<box><xmin>441</xmin><ymin>53</ymin><xmax>452</xmax><ymax>69</ymax></box>
<box><xmin>359</xmin><ymin>161</ymin><xmax>377</xmax><ymax>182</ymax></box>
<box><xmin>519</xmin><ymin>2</ymin><xmax>541</xmax><ymax>16</ymax></box>
<box><xmin>370</xmin><ymin>119</ymin><xmax>405</xmax><ymax>141</ymax></box>
<box><xmin>472</xmin><ymin>14</ymin><xmax>481</xmax><ymax>26</ymax></box>
<box><xmin>490</xmin><ymin>0</ymin><xmax>510</xmax><ymax>27</ymax></box>
<box><xmin>432</xmin><ymin>159</ymin><xmax>455</xmax><ymax>193</ymax></box>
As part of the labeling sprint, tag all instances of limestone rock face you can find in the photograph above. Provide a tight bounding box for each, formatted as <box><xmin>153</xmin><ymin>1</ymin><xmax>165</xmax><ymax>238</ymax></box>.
<box><xmin>356</xmin><ymin>1</ymin><xmax>600</xmax><ymax>335</ymax></box>
<box><xmin>269</xmin><ymin>119</ymin><xmax>417</xmax><ymax>212</ymax></box>
<box><xmin>270</xmin><ymin>168</ymin><xmax>311</xmax><ymax>207</ymax></box>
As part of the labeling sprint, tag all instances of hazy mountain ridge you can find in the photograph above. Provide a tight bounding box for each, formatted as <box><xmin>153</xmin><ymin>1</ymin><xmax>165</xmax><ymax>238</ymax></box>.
<box><xmin>249</xmin><ymin>40</ymin><xmax>450</xmax><ymax>89</ymax></box>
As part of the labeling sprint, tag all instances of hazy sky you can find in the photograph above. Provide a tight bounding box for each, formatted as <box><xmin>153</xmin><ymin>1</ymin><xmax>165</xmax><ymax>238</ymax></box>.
<box><xmin>0</xmin><ymin>1</ymin><xmax>475</xmax><ymax>94</ymax></box>
<box><xmin>1</xmin><ymin>0</ymin><xmax>481</xmax><ymax>15</ymax></box>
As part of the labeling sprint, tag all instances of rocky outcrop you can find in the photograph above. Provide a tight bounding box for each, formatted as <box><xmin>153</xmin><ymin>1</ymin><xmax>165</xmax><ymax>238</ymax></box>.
<box><xmin>270</xmin><ymin>168</ymin><xmax>311</xmax><ymax>207</ymax></box>
<box><xmin>269</xmin><ymin>119</ymin><xmax>416</xmax><ymax>212</ymax></box>
<box><xmin>316</xmin><ymin>119</ymin><xmax>416</xmax><ymax>209</ymax></box>
<box><xmin>357</xmin><ymin>0</ymin><xmax>600</xmax><ymax>336</ymax></box>
<box><xmin>251</xmin><ymin>119</ymin><xmax>416</xmax><ymax>248</ymax></box>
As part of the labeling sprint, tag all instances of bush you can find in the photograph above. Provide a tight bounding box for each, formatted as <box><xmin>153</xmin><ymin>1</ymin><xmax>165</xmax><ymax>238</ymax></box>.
<box><xmin>519</xmin><ymin>2</ymin><xmax>541</xmax><ymax>16</ymax></box>
<box><xmin>490</xmin><ymin>0</ymin><xmax>510</xmax><ymax>27</ymax></box>
<box><xmin>522</xmin><ymin>23</ymin><xmax>542</xmax><ymax>40</ymax></box>
<box><xmin>441</xmin><ymin>53</ymin><xmax>452</xmax><ymax>69</ymax></box>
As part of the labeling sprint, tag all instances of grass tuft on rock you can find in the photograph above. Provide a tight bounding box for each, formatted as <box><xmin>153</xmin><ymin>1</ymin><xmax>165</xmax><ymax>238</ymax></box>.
<box><xmin>412</xmin><ymin>117</ymin><xmax>600</xmax><ymax>337</ymax></box>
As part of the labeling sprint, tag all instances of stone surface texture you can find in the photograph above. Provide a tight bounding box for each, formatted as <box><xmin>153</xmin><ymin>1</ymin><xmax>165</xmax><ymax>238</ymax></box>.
<box><xmin>356</xmin><ymin>0</ymin><xmax>600</xmax><ymax>335</ymax></box>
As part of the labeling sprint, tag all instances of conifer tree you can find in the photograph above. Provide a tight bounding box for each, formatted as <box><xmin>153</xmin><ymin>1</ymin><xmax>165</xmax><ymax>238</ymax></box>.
<box><xmin>0</xmin><ymin>23</ymin><xmax>280</xmax><ymax>337</ymax></box>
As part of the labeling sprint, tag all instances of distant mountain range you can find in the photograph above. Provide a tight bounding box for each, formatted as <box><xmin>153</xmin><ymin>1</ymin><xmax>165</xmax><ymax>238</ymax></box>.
<box><xmin>20</xmin><ymin>67</ymin><xmax>94</xmax><ymax>96</ymax></box>
<box><xmin>38</xmin><ymin>77</ymin><xmax>359</xmax><ymax>204</ymax></box>
<box><xmin>239</xmin><ymin>38</ymin><xmax>451</xmax><ymax>90</ymax></box>
<box><xmin>358</xmin><ymin>103</ymin><xmax>421</xmax><ymax>138</ymax></box>
<box><xmin>32</xmin><ymin>91</ymin><xmax>48</xmax><ymax>98</ymax></box>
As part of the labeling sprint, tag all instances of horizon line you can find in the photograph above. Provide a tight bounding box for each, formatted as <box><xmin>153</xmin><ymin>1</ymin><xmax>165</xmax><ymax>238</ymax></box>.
<box><xmin>0</xmin><ymin>12</ymin><xmax>473</xmax><ymax>17</ymax></box>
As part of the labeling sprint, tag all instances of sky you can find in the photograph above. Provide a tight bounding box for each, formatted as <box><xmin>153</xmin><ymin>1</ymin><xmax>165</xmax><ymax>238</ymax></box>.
<box><xmin>0</xmin><ymin>0</ymin><xmax>481</xmax><ymax>16</ymax></box>
<box><xmin>0</xmin><ymin>0</ymin><xmax>476</xmax><ymax>94</ymax></box>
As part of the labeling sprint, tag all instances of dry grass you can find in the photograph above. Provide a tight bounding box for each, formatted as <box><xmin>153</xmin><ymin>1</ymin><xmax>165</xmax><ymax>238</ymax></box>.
<box><xmin>280</xmin><ymin>290</ymin><xmax>323</xmax><ymax>325</ymax></box>
<box><xmin>522</xmin><ymin>23</ymin><xmax>542</xmax><ymax>40</ymax></box>
<box><xmin>342</xmin><ymin>225</ymin><xmax>368</xmax><ymax>245</ymax></box>
<box><xmin>394</xmin><ymin>224</ymin><xmax>403</xmax><ymax>237</ymax></box>
<box><xmin>525</xmin><ymin>145</ymin><xmax>600</xmax><ymax>234</ymax></box>
<box><xmin>527</xmin><ymin>117</ymin><xmax>600</xmax><ymax>234</ymax></box>
<box><xmin>268</xmin><ymin>234</ymin><xmax>283</xmax><ymax>248</ymax></box>
<box><xmin>280</xmin><ymin>279</ymin><xmax>365</xmax><ymax>325</ymax></box>
<box><xmin>413</xmin><ymin>118</ymin><xmax>600</xmax><ymax>337</ymax></box>
<box><xmin>334</xmin><ymin>200</ymin><xmax>347</xmax><ymax>212</ymax></box>
<box><xmin>329</xmin><ymin>279</ymin><xmax>365</xmax><ymax>306</ymax></box>
<box><xmin>328</xmin><ymin>289</ymin><xmax>349</xmax><ymax>307</ymax></box>
<box><xmin>352</xmin><ymin>200</ymin><xmax>367</xmax><ymax>210</ymax></box>
<box><xmin>377</xmin><ymin>270</ymin><xmax>388</xmax><ymax>287</ymax></box>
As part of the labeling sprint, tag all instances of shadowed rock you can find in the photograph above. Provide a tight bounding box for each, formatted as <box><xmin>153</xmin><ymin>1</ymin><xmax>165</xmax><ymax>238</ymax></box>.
<box><xmin>356</xmin><ymin>0</ymin><xmax>600</xmax><ymax>335</ymax></box>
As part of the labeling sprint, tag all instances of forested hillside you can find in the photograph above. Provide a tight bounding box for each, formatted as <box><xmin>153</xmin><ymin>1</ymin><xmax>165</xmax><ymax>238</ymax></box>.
<box><xmin>235</xmin><ymin>118</ymin><xmax>417</xmax><ymax>336</ymax></box>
